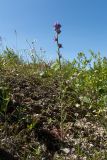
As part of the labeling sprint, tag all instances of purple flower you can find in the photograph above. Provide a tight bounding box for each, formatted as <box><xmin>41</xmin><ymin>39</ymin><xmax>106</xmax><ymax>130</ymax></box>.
<box><xmin>58</xmin><ymin>43</ymin><xmax>63</xmax><ymax>48</ymax></box>
<box><xmin>54</xmin><ymin>22</ymin><xmax>61</xmax><ymax>29</ymax></box>
<box><xmin>56</xmin><ymin>29</ymin><xmax>61</xmax><ymax>34</ymax></box>
<box><xmin>54</xmin><ymin>22</ymin><xmax>62</xmax><ymax>34</ymax></box>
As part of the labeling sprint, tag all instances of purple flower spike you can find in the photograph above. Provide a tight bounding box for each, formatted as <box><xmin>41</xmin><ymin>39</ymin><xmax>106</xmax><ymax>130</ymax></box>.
<box><xmin>58</xmin><ymin>43</ymin><xmax>63</xmax><ymax>48</ymax></box>
<box><xmin>53</xmin><ymin>22</ymin><xmax>62</xmax><ymax>69</ymax></box>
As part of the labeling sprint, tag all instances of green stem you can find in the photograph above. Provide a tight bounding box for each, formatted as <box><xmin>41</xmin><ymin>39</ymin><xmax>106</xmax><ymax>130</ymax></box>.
<box><xmin>56</xmin><ymin>33</ymin><xmax>61</xmax><ymax>70</ymax></box>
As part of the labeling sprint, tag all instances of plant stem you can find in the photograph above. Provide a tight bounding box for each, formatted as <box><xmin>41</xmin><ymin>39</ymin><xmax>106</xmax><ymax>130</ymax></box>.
<box><xmin>56</xmin><ymin>33</ymin><xmax>61</xmax><ymax>70</ymax></box>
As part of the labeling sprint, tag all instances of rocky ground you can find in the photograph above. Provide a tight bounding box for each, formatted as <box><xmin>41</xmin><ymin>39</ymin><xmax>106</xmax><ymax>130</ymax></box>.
<box><xmin>0</xmin><ymin>72</ymin><xmax>107</xmax><ymax>160</ymax></box>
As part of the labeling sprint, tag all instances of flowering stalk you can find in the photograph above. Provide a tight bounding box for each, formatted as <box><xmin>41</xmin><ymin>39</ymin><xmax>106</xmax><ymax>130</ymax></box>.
<box><xmin>53</xmin><ymin>22</ymin><xmax>65</xmax><ymax>141</ymax></box>
<box><xmin>54</xmin><ymin>22</ymin><xmax>63</xmax><ymax>70</ymax></box>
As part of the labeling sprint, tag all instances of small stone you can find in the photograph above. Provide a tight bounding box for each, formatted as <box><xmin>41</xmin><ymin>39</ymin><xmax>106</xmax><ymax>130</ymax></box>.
<box><xmin>61</xmin><ymin>148</ymin><xmax>70</xmax><ymax>154</ymax></box>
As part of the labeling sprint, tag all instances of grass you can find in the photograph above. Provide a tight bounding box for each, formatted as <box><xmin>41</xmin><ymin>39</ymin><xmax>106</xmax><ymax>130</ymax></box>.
<box><xmin>0</xmin><ymin>46</ymin><xmax>107</xmax><ymax>160</ymax></box>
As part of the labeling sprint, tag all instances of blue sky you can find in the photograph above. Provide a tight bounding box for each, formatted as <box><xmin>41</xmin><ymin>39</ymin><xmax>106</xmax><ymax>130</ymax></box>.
<box><xmin>0</xmin><ymin>0</ymin><xmax>107</xmax><ymax>60</ymax></box>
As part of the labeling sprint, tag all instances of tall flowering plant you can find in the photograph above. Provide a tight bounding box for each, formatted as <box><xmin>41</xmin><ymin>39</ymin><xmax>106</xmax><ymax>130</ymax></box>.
<box><xmin>53</xmin><ymin>22</ymin><xmax>63</xmax><ymax>69</ymax></box>
<box><xmin>53</xmin><ymin>22</ymin><xmax>65</xmax><ymax>140</ymax></box>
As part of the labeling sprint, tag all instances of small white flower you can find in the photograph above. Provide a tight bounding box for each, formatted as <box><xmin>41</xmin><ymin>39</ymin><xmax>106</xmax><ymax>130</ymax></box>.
<box><xmin>75</xmin><ymin>103</ymin><xmax>80</xmax><ymax>108</ymax></box>
<box><xmin>74</xmin><ymin>113</ymin><xmax>79</xmax><ymax>117</ymax></box>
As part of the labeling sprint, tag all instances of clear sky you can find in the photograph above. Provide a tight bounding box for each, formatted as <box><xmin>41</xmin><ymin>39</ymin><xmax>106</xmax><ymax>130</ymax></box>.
<box><xmin>0</xmin><ymin>0</ymin><xmax>107</xmax><ymax>60</ymax></box>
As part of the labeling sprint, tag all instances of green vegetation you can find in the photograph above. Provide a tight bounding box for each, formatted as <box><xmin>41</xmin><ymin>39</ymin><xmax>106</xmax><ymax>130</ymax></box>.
<box><xmin>0</xmin><ymin>47</ymin><xmax>107</xmax><ymax>160</ymax></box>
